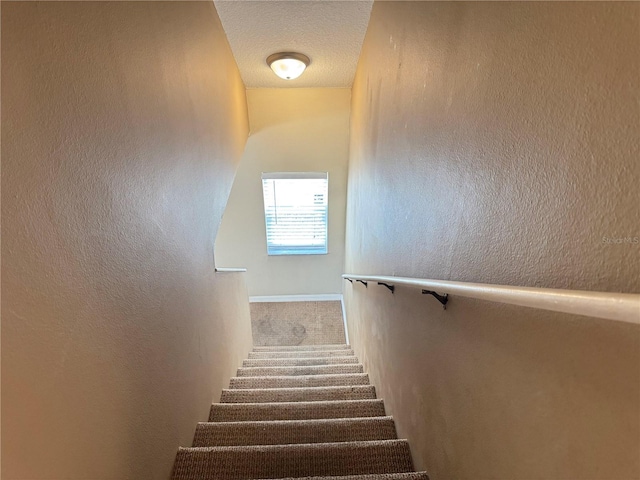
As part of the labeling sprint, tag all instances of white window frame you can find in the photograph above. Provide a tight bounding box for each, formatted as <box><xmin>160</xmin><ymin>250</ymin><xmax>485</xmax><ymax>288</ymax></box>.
<box><xmin>261</xmin><ymin>172</ymin><xmax>329</xmax><ymax>256</ymax></box>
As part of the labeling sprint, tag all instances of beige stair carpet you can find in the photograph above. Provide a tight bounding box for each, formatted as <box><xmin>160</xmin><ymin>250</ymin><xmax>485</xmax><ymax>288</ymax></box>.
<box><xmin>220</xmin><ymin>385</ymin><xmax>377</xmax><ymax>403</ymax></box>
<box><xmin>192</xmin><ymin>417</ymin><xmax>398</xmax><ymax>446</ymax></box>
<box><xmin>236</xmin><ymin>364</ymin><xmax>364</xmax><ymax>376</ymax></box>
<box><xmin>210</xmin><ymin>400</ymin><xmax>387</xmax><ymax>422</ymax></box>
<box><xmin>172</xmin><ymin>345</ymin><xmax>429</xmax><ymax>480</ymax></box>
<box><xmin>253</xmin><ymin>344</ymin><xmax>352</xmax><ymax>352</ymax></box>
<box><xmin>242</xmin><ymin>356</ymin><xmax>360</xmax><ymax>367</ymax></box>
<box><xmin>248</xmin><ymin>350</ymin><xmax>355</xmax><ymax>359</ymax></box>
<box><xmin>229</xmin><ymin>373</ymin><xmax>370</xmax><ymax>389</ymax></box>
<box><xmin>250</xmin><ymin>301</ymin><xmax>345</xmax><ymax>347</ymax></box>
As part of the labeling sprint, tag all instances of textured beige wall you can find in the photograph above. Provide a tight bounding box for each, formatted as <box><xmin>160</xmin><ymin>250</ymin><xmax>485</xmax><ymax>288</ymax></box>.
<box><xmin>1</xmin><ymin>3</ymin><xmax>252</xmax><ymax>479</ymax></box>
<box><xmin>345</xmin><ymin>2</ymin><xmax>639</xmax><ymax>479</ymax></box>
<box><xmin>215</xmin><ymin>89</ymin><xmax>350</xmax><ymax>296</ymax></box>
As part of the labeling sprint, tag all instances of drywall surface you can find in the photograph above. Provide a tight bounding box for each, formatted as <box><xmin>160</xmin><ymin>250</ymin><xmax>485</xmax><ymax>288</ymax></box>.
<box><xmin>2</xmin><ymin>2</ymin><xmax>252</xmax><ymax>479</ymax></box>
<box><xmin>215</xmin><ymin>88</ymin><xmax>350</xmax><ymax>296</ymax></box>
<box><xmin>345</xmin><ymin>2</ymin><xmax>639</xmax><ymax>479</ymax></box>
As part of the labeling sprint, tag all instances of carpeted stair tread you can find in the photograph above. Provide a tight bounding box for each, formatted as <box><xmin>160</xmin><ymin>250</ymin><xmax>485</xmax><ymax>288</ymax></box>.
<box><xmin>172</xmin><ymin>440</ymin><xmax>414</xmax><ymax>480</ymax></box>
<box><xmin>254</xmin><ymin>473</ymin><xmax>430</xmax><ymax>480</ymax></box>
<box><xmin>230</xmin><ymin>374</ymin><xmax>369</xmax><ymax>389</ymax></box>
<box><xmin>192</xmin><ymin>416</ymin><xmax>398</xmax><ymax>446</ymax></box>
<box><xmin>243</xmin><ymin>356</ymin><xmax>360</xmax><ymax>367</ymax></box>
<box><xmin>209</xmin><ymin>399</ymin><xmax>387</xmax><ymax>422</ymax></box>
<box><xmin>248</xmin><ymin>350</ymin><xmax>355</xmax><ymax>359</ymax></box>
<box><xmin>253</xmin><ymin>345</ymin><xmax>350</xmax><ymax>352</ymax></box>
<box><xmin>221</xmin><ymin>386</ymin><xmax>376</xmax><ymax>403</ymax></box>
<box><xmin>173</xmin><ymin>344</ymin><xmax>428</xmax><ymax>479</ymax></box>
<box><xmin>237</xmin><ymin>364</ymin><xmax>364</xmax><ymax>377</ymax></box>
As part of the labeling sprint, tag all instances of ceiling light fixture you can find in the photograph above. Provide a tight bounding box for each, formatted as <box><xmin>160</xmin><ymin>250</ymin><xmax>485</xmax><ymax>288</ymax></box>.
<box><xmin>267</xmin><ymin>52</ymin><xmax>310</xmax><ymax>80</ymax></box>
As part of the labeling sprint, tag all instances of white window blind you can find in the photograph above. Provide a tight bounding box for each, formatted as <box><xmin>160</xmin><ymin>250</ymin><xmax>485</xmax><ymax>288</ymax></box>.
<box><xmin>261</xmin><ymin>172</ymin><xmax>328</xmax><ymax>255</ymax></box>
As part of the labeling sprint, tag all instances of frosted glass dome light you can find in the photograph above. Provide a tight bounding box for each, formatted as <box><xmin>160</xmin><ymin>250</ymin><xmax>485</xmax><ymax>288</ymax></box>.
<box><xmin>267</xmin><ymin>52</ymin><xmax>310</xmax><ymax>80</ymax></box>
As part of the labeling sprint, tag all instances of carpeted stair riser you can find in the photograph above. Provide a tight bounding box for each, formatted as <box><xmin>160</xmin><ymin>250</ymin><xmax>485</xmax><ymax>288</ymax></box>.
<box><xmin>243</xmin><ymin>356</ymin><xmax>360</xmax><ymax>367</ymax></box>
<box><xmin>192</xmin><ymin>417</ymin><xmax>398</xmax><ymax>446</ymax></box>
<box><xmin>172</xmin><ymin>440</ymin><xmax>414</xmax><ymax>480</ymax></box>
<box><xmin>173</xmin><ymin>343</ymin><xmax>429</xmax><ymax>480</ymax></box>
<box><xmin>237</xmin><ymin>364</ymin><xmax>364</xmax><ymax>377</ymax></box>
<box><xmin>248</xmin><ymin>350</ymin><xmax>355</xmax><ymax>359</ymax></box>
<box><xmin>252</xmin><ymin>474</ymin><xmax>429</xmax><ymax>480</ymax></box>
<box><xmin>209</xmin><ymin>399</ymin><xmax>387</xmax><ymax>422</ymax></box>
<box><xmin>230</xmin><ymin>374</ymin><xmax>369</xmax><ymax>389</ymax></box>
<box><xmin>221</xmin><ymin>386</ymin><xmax>376</xmax><ymax>403</ymax></box>
<box><xmin>253</xmin><ymin>345</ymin><xmax>350</xmax><ymax>352</ymax></box>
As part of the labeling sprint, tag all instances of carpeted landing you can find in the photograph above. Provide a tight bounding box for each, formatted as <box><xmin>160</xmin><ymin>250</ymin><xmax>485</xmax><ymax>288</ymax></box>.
<box><xmin>172</xmin><ymin>344</ymin><xmax>429</xmax><ymax>480</ymax></box>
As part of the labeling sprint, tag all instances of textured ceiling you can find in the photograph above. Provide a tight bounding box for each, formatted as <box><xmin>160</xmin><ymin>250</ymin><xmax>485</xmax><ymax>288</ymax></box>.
<box><xmin>214</xmin><ymin>1</ymin><xmax>373</xmax><ymax>88</ymax></box>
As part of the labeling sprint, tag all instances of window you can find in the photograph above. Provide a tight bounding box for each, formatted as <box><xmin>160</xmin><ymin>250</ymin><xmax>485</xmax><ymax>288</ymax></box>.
<box><xmin>261</xmin><ymin>172</ymin><xmax>328</xmax><ymax>255</ymax></box>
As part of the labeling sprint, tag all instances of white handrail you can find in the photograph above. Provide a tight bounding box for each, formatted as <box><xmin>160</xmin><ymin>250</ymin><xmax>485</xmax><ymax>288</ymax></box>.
<box><xmin>342</xmin><ymin>274</ymin><xmax>640</xmax><ymax>325</ymax></box>
<box><xmin>215</xmin><ymin>267</ymin><xmax>247</xmax><ymax>273</ymax></box>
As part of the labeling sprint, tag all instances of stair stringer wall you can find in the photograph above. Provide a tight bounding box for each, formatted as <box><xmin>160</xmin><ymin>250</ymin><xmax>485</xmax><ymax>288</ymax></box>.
<box><xmin>343</xmin><ymin>2</ymin><xmax>640</xmax><ymax>479</ymax></box>
<box><xmin>1</xmin><ymin>2</ymin><xmax>252</xmax><ymax>479</ymax></box>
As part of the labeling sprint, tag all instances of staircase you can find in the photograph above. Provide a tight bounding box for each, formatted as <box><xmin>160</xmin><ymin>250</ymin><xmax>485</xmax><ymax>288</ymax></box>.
<box><xmin>172</xmin><ymin>344</ymin><xmax>429</xmax><ymax>480</ymax></box>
